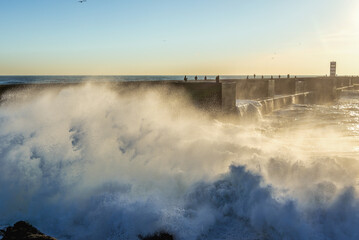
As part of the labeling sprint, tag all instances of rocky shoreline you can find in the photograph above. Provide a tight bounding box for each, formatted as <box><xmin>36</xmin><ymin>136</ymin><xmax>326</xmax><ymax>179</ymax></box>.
<box><xmin>0</xmin><ymin>221</ymin><xmax>174</xmax><ymax>240</ymax></box>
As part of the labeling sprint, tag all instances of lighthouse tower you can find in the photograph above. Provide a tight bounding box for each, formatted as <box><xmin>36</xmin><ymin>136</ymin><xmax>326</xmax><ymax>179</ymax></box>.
<box><xmin>330</xmin><ymin>61</ymin><xmax>336</xmax><ymax>77</ymax></box>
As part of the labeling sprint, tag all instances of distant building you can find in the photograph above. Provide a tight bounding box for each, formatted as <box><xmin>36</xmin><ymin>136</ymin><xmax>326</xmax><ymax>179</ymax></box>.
<box><xmin>330</xmin><ymin>61</ymin><xmax>336</xmax><ymax>77</ymax></box>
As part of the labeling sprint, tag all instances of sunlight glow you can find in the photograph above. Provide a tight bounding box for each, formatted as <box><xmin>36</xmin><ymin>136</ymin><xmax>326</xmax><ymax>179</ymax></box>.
<box><xmin>352</xmin><ymin>4</ymin><xmax>359</xmax><ymax>28</ymax></box>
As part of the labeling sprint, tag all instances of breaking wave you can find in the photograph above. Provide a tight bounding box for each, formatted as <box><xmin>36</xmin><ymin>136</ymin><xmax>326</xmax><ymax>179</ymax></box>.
<box><xmin>0</xmin><ymin>83</ymin><xmax>359</xmax><ymax>240</ymax></box>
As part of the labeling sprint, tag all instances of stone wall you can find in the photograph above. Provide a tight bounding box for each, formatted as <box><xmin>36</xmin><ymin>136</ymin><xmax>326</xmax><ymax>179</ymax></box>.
<box><xmin>232</xmin><ymin>79</ymin><xmax>273</xmax><ymax>99</ymax></box>
<box><xmin>0</xmin><ymin>81</ymin><xmax>228</xmax><ymax>112</ymax></box>
<box><xmin>274</xmin><ymin>78</ymin><xmax>295</xmax><ymax>95</ymax></box>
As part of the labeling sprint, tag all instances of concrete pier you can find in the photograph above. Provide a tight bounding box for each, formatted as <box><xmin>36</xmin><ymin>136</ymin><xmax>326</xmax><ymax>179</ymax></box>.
<box><xmin>0</xmin><ymin>80</ymin><xmax>235</xmax><ymax>113</ymax></box>
<box><xmin>226</xmin><ymin>79</ymin><xmax>275</xmax><ymax>99</ymax></box>
<box><xmin>0</xmin><ymin>76</ymin><xmax>359</xmax><ymax>117</ymax></box>
<box><xmin>275</xmin><ymin>78</ymin><xmax>296</xmax><ymax>95</ymax></box>
<box><xmin>223</xmin><ymin>76</ymin><xmax>359</xmax><ymax>115</ymax></box>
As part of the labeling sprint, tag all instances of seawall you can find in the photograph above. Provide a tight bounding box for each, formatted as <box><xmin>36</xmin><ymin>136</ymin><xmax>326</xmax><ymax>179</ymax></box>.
<box><xmin>0</xmin><ymin>76</ymin><xmax>358</xmax><ymax>117</ymax></box>
<box><xmin>0</xmin><ymin>81</ymin><xmax>235</xmax><ymax>114</ymax></box>
<box><xmin>222</xmin><ymin>76</ymin><xmax>359</xmax><ymax>116</ymax></box>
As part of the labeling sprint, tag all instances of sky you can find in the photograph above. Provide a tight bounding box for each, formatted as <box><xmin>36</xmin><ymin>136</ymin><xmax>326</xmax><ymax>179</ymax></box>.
<box><xmin>0</xmin><ymin>0</ymin><xmax>358</xmax><ymax>75</ymax></box>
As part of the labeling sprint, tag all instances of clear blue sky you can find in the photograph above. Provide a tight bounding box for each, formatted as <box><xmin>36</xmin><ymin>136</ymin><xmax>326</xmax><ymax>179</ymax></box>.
<box><xmin>0</xmin><ymin>0</ymin><xmax>358</xmax><ymax>75</ymax></box>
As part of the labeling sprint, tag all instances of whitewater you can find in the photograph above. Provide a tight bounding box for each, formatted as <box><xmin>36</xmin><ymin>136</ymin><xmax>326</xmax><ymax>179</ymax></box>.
<box><xmin>0</xmin><ymin>83</ymin><xmax>359</xmax><ymax>240</ymax></box>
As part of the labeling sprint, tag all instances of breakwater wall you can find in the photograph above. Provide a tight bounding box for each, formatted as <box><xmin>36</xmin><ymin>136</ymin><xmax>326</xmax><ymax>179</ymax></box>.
<box><xmin>0</xmin><ymin>81</ymin><xmax>236</xmax><ymax>113</ymax></box>
<box><xmin>0</xmin><ymin>76</ymin><xmax>358</xmax><ymax>116</ymax></box>
<box><xmin>222</xmin><ymin>76</ymin><xmax>359</xmax><ymax>115</ymax></box>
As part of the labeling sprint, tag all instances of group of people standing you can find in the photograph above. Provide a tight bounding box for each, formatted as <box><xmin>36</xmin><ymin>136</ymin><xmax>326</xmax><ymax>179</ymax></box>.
<box><xmin>247</xmin><ymin>74</ymin><xmax>295</xmax><ymax>79</ymax></box>
<box><xmin>184</xmin><ymin>75</ymin><xmax>220</xmax><ymax>83</ymax></box>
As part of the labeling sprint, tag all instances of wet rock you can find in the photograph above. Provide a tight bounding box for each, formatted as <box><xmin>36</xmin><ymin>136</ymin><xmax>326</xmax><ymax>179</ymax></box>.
<box><xmin>139</xmin><ymin>232</ymin><xmax>174</xmax><ymax>240</ymax></box>
<box><xmin>0</xmin><ymin>221</ymin><xmax>55</xmax><ymax>240</ymax></box>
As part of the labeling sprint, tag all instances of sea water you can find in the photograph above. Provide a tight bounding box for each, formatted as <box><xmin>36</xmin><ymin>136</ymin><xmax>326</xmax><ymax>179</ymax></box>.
<box><xmin>0</xmin><ymin>83</ymin><xmax>358</xmax><ymax>240</ymax></box>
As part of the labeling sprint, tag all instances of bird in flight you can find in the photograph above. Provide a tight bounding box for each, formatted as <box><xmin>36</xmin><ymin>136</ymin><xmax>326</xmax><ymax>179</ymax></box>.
<box><xmin>78</xmin><ymin>0</ymin><xmax>87</xmax><ymax>3</ymax></box>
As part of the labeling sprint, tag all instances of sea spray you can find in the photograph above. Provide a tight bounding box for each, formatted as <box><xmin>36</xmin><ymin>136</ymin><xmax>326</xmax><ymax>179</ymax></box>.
<box><xmin>0</xmin><ymin>83</ymin><xmax>359</xmax><ymax>239</ymax></box>
<box><xmin>236</xmin><ymin>100</ymin><xmax>263</xmax><ymax>120</ymax></box>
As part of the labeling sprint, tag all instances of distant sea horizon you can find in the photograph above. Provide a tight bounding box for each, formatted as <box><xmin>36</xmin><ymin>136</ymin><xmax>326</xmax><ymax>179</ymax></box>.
<box><xmin>0</xmin><ymin>75</ymin><xmax>323</xmax><ymax>85</ymax></box>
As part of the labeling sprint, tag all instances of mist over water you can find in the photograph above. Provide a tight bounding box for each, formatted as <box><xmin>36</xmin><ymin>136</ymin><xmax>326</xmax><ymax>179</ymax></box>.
<box><xmin>0</xmin><ymin>84</ymin><xmax>359</xmax><ymax>240</ymax></box>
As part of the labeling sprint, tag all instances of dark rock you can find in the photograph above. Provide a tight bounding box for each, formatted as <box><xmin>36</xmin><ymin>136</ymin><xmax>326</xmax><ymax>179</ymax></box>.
<box><xmin>139</xmin><ymin>232</ymin><xmax>174</xmax><ymax>240</ymax></box>
<box><xmin>0</xmin><ymin>221</ymin><xmax>56</xmax><ymax>240</ymax></box>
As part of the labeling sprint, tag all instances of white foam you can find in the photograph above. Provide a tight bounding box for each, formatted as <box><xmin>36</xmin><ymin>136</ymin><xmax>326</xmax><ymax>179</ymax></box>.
<box><xmin>0</xmin><ymin>83</ymin><xmax>358</xmax><ymax>240</ymax></box>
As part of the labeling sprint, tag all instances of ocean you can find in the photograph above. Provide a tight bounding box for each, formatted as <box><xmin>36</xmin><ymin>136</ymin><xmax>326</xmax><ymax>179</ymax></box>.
<box><xmin>0</xmin><ymin>79</ymin><xmax>358</xmax><ymax>240</ymax></box>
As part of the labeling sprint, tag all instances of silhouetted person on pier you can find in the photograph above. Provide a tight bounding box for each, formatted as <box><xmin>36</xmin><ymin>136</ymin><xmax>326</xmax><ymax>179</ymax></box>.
<box><xmin>287</xmin><ymin>74</ymin><xmax>290</xmax><ymax>78</ymax></box>
<box><xmin>271</xmin><ymin>76</ymin><xmax>273</xmax><ymax>79</ymax></box>
<box><xmin>216</xmin><ymin>75</ymin><xmax>220</xmax><ymax>83</ymax></box>
<box><xmin>295</xmin><ymin>76</ymin><xmax>297</xmax><ymax>78</ymax></box>
<box><xmin>254</xmin><ymin>74</ymin><xmax>256</xmax><ymax>78</ymax></box>
<box><xmin>262</xmin><ymin>75</ymin><xmax>264</xmax><ymax>79</ymax></box>
<box><xmin>195</xmin><ymin>76</ymin><xmax>198</xmax><ymax>81</ymax></box>
<box><xmin>279</xmin><ymin>75</ymin><xmax>281</xmax><ymax>79</ymax></box>
<box><xmin>204</xmin><ymin>76</ymin><xmax>207</xmax><ymax>80</ymax></box>
<box><xmin>246</xmin><ymin>76</ymin><xmax>249</xmax><ymax>79</ymax></box>
<box><xmin>184</xmin><ymin>76</ymin><xmax>187</xmax><ymax>82</ymax></box>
